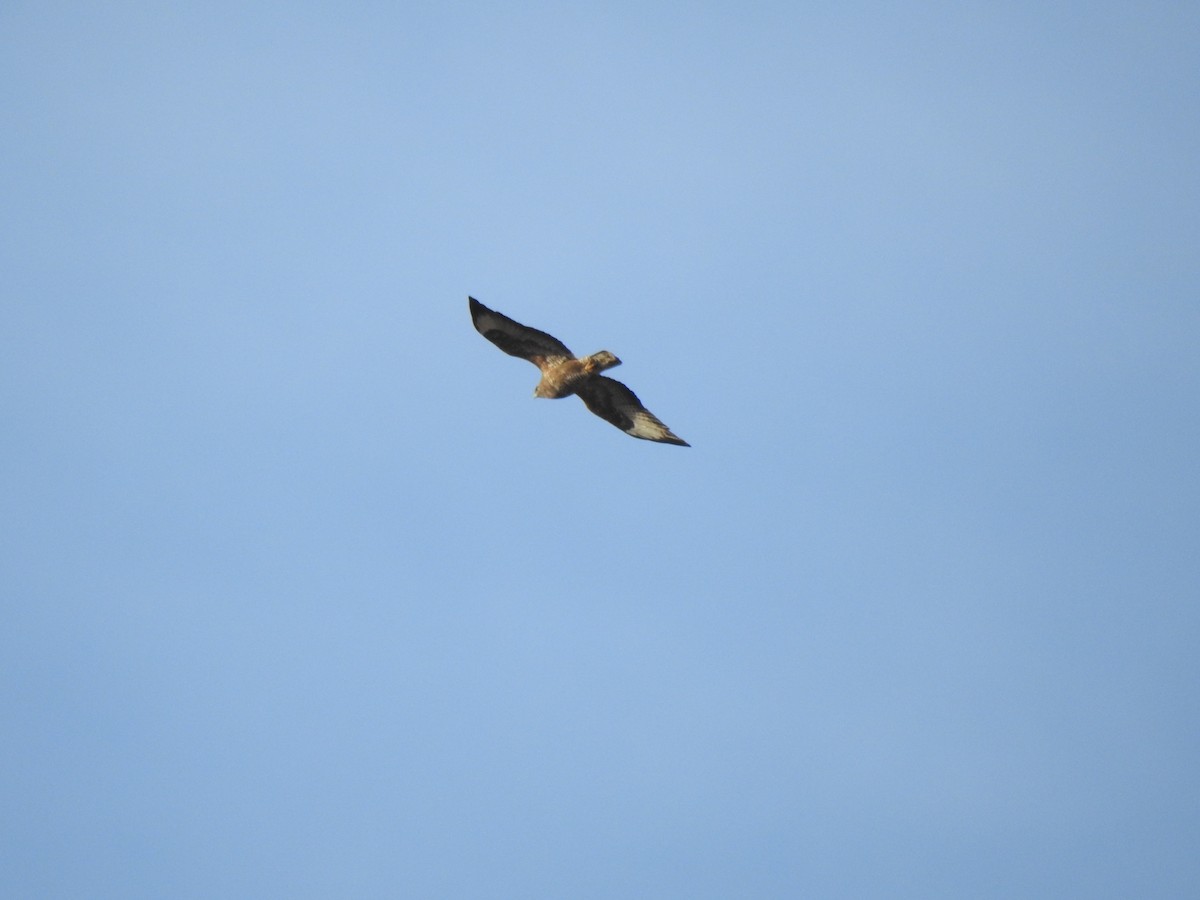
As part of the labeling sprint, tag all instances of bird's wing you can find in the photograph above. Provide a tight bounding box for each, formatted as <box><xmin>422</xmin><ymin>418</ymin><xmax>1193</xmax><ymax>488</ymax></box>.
<box><xmin>469</xmin><ymin>296</ymin><xmax>573</xmax><ymax>368</ymax></box>
<box><xmin>575</xmin><ymin>376</ymin><xmax>689</xmax><ymax>446</ymax></box>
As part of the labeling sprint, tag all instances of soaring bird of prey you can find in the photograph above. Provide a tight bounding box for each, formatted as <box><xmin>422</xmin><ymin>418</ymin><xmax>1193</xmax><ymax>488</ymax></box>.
<box><xmin>469</xmin><ymin>296</ymin><xmax>689</xmax><ymax>446</ymax></box>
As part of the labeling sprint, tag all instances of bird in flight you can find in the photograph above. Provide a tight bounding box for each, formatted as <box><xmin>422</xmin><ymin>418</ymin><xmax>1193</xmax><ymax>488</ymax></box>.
<box><xmin>469</xmin><ymin>296</ymin><xmax>689</xmax><ymax>446</ymax></box>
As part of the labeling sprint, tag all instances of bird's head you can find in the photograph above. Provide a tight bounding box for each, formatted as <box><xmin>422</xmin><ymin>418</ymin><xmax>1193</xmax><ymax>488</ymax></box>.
<box><xmin>585</xmin><ymin>350</ymin><xmax>621</xmax><ymax>373</ymax></box>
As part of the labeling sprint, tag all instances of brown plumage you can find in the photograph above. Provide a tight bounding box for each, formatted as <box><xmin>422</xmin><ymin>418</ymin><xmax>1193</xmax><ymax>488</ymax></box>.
<box><xmin>469</xmin><ymin>296</ymin><xmax>689</xmax><ymax>446</ymax></box>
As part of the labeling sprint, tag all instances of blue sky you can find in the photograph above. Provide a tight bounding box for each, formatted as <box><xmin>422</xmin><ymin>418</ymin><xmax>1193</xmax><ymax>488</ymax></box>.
<box><xmin>3</xmin><ymin>3</ymin><xmax>1198</xmax><ymax>897</ymax></box>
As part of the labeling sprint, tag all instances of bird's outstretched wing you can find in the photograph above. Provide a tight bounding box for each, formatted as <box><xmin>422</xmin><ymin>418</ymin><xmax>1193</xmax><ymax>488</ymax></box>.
<box><xmin>469</xmin><ymin>296</ymin><xmax>573</xmax><ymax>368</ymax></box>
<box><xmin>575</xmin><ymin>376</ymin><xmax>690</xmax><ymax>446</ymax></box>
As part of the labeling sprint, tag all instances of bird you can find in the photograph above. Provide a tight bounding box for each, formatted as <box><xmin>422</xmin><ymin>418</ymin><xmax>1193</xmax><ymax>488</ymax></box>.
<box><xmin>469</xmin><ymin>296</ymin><xmax>689</xmax><ymax>446</ymax></box>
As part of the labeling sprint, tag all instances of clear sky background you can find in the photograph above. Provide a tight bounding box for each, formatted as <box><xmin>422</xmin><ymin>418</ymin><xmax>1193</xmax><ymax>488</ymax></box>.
<box><xmin>3</xmin><ymin>3</ymin><xmax>1198</xmax><ymax>897</ymax></box>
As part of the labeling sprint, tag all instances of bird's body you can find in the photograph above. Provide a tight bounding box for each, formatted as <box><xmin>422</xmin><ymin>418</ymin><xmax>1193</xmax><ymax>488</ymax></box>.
<box><xmin>533</xmin><ymin>351</ymin><xmax>620</xmax><ymax>399</ymax></box>
<box><xmin>469</xmin><ymin>296</ymin><xmax>689</xmax><ymax>446</ymax></box>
